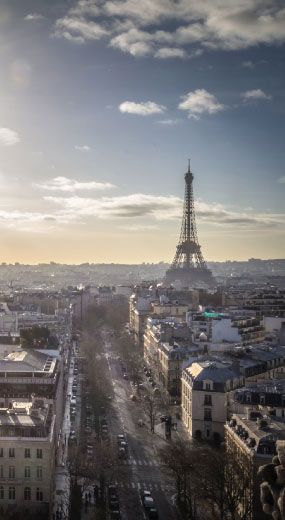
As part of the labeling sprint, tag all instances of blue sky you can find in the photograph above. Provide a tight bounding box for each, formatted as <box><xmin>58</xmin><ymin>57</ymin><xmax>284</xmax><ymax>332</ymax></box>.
<box><xmin>0</xmin><ymin>0</ymin><xmax>284</xmax><ymax>263</ymax></box>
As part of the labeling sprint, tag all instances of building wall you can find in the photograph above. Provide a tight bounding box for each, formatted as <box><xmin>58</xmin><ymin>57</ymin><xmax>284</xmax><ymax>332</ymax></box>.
<box><xmin>0</xmin><ymin>428</ymin><xmax>55</xmax><ymax>519</ymax></box>
<box><xmin>262</xmin><ymin>316</ymin><xmax>285</xmax><ymax>333</ymax></box>
<box><xmin>212</xmin><ymin>319</ymin><xmax>241</xmax><ymax>343</ymax></box>
<box><xmin>182</xmin><ymin>375</ymin><xmax>228</xmax><ymax>440</ymax></box>
<box><xmin>225</xmin><ymin>423</ymin><xmax>269</xmax><ymax>520</ymax></box>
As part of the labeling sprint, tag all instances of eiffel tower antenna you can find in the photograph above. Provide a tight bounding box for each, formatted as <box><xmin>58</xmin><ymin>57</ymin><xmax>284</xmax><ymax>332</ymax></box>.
<box><xmin>165</xmin><ymin>161</ymin><xmax>214</xmax><ymax>286</ymax></box>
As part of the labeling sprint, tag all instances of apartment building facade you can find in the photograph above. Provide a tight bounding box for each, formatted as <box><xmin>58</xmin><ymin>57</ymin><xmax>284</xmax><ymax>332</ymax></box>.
<box><xmin>0</xmin><ymin>399</ymin><xmax>56</xmax><ymax>519</ymax></box>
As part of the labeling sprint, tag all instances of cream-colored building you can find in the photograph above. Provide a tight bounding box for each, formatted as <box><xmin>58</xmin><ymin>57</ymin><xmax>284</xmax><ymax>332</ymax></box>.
<box><xmin>182</xmin><ymin>360</ymin><xmax>241</xmax><ymax>441</ymax></box>
<box><xmin>0</xmin><ymin>398</ymin><xmax>56</xmax><ymax>519</ymax></box>
<box><xmin>129</xmin><ymin>295</ymin><xmax>155</xmax><ymax>347</ymax></box>
<box><xmin>157</xmin><ymin>342</ymin><xmax>198</xmax><ymax>399</ymax></box>
<box><xmin>0</xmin><ymin>349</ymin><xmax>65</xmax><ymax>519</ymax></box>
<box><xmin>143</xmin><ymin>317</ymin><xmax>191</xmax><ymax>368</ymax></box>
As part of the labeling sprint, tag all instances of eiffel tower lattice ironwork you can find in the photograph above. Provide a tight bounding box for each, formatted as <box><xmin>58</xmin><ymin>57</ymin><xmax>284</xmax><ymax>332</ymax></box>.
<box><xmin>165</xmin><ymin>161</ymin><xmax>214</xmax><ymax>286</ymax></box>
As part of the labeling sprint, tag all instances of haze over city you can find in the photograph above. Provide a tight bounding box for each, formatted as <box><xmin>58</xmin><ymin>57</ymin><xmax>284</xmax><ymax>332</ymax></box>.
<box><xmin>0</xmin><ymin>0</ymin><xmax>285</xmax><ymax>264</ymax></box>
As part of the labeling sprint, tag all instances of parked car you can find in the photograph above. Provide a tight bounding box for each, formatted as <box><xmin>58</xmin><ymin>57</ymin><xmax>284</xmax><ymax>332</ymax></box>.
<box><xmin>117</xmin><ymin>434</ymin><xmax>126</xmax><ymax>444</ymax></box>
<box><xmin>119</xmin><ymin>447</ymin><xmax>127</xmax><ymax>458</ymax></box>
<box><xmin>109</xmin><ymin>497</ymin><xmax>120</xmax><ymax>510</ymax></box>
<box><xmin>123</xmin><ymin>373</ymin><xmax>129</xmax><ymax>380</ymax></box>
<box><xmin>108</xmin><ymin>485</ymin><xmax>118</xmax><ymax>497</ymax></box>
<box><xmin>143</xmin><ymin>497</ymin><xmax>155</xmax><ymax>510</ymax></box>
<box><xmin>141</xmin><ymin>490</ymin><xmax>152</xmax><ymax>500</ymax></box>
<box><xmin>149</xmin><ymin>508</ymin><xmax>159</xmax><ymax>519</ymax></box>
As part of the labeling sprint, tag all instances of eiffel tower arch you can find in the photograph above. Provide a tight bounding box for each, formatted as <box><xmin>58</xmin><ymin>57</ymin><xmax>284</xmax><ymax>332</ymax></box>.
<box><xmin>165</xmin><ymin>161</ymin><xmax>215</xmax><ymax>287</ymax></box>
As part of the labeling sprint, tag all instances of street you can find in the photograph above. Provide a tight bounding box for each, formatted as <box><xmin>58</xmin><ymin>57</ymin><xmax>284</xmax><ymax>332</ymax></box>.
<box><xmin>102</xmin><ymin>332</ymin><xmax>179</xmax><ymax>520</ymax></box>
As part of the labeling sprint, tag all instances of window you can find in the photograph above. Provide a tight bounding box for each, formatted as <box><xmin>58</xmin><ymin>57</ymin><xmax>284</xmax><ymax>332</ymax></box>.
<box><xmin>9</xmin><ymin>467</ymin><xmax>15</xmax><ymax>479</ymax></box>
<box><xmin>36</xmin><ymin>488</ymin><xmax>43</xmax><ymax>501</ymax></box>
<box><xmin>204</xmin><ymin>409</ymin><xmax>212</xmax><ymax>421</ymax></box>
<box><xmin>24</xmin><ymin>448</ymin><xmax>30</xmax><ymax>458</ymax></box>
<box><xmin>9</xmin><ymin>487</ymin><xmax>15</xmax><ymax>500</ymax></box>
<box><xmin>282</xmin><ymin>410</ymin><xmax>285</xmax><ymax>418</ymax></box>
<box><xmin>36</xmin><ymin>466</ymin><xmax>42</xmax><ymax>480</ymax></box>
<box><xmin>205</xmin><ymin>383</ymin><xmax>211</xmax><ymax>391</ymax></box>
<box><xmin>36</xmin><ymin>449</ymin><xmax>43</xmax><ymax>459</ymax></box>
<box><xmin>24</xmin><ymin>467</ymin><xmax>31</xmax><ymax>479</ymax></box>
<box><xmin>0</xmin><ymin>449</ymin><xmax>3</xmax><ymax>458</ymax></box>
<box><xmin>204</xmin><ymin>394</ymin><xmax>212</xmax><ymax>405</ymax></box>
<box><xmin>0</xmin><ymin>466</ymin><xmax>3</xmax><ymax>478</ymax></box>
<box><xmin>24</xmin><ymin>487</ymin><xmax>31</xmax><ymax>501</ymax></box>
<box><xmin>9</xmin><ymin>448</ymin><xmax>15</xmax><ymax>458</ymax></box>
<box><xmin>0</xmin><ymin>487</ymin><xmax>3</xmax><ymax>500</ymax></box>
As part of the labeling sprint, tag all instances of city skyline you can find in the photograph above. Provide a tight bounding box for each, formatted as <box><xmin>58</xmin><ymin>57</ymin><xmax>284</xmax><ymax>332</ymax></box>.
<box><xmin>0</xmin><ymin>0</ymin><xmax>285</xmax><ymax>264</ymax></box>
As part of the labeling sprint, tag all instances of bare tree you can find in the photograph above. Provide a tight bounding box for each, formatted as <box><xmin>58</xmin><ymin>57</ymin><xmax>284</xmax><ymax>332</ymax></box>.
<box><xmin>158</xmin><ymin>438</ymin><xmax>201</xmax><ymax>519</ymax></box>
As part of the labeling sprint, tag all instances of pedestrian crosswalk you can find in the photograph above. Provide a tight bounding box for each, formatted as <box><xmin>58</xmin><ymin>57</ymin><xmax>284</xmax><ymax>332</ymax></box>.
<box><xmin>112</xmin><ymin>480</ymin><xmax>174</xmax><ymax>493</ymax></box>
<box><xmin>121</xmin><ymin>457</ymin><xmax>159</xmax><ymax>467</ymax></box>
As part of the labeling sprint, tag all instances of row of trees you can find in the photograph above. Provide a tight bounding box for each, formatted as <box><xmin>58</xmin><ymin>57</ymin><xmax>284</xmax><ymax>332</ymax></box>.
<box><xmin>67</xmin><ymin>303</ymin><xmax>133</xmax><ymax>519</ymax></box>
<box><xmin>20</xmin><ymin>325</ymin><xmax>59</xmax><ymax>349</ymax></box>
<box><xmin>158</xmin><ymin>439</ymin><xmax>252</xmax><ymax>520</ymax></box>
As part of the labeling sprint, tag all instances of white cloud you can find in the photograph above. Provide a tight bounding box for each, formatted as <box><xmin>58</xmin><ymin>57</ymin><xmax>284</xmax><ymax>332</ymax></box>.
<box><xmin>34</xmin><ymin>176</ymin><xmax>115</xmax><ymax>192</ymax></box>
<box><xmin>156</xmin><ymin>119</ymin><xmax>180</xmax><ymax>125</ymax></box>
<box><xmin>109</xmin><ymin>28</ymin><xmax>153</xmax><ymax>56</ymax></box>
<box><xmin>53</xmin><ymin>17</ymin><xmax>109</xmax><ymax>43</ymax></box>
<box><xmin>24</xmin><ymin>13</ymin><xmax>45</xmax><ymax>21</ymax></box>
<box><xmin>278</xmin><ymin>176</ymin><xmax>285</xmax><ymax>183</ymax></box>
<box><xmin>241</xmin><ymin>89</ymin><xmax>272</xmax><ymax>101</ymax></box>
<box><xmin>0</xmin><ymin>210</ymin><xmax>59</xmax><ymax>232</ymax></box>
<box><xmin>45</xmin><ymin>193</ymin><xmax>182</xmax><ymax>220</ymax></box>
<box><xmin>53</xmin><ymin>0</ymin><xmax>285</xmax><ymax>57</ymax></box>
<box><xmin>154</xmin><ymin>47</ymin><xmax>186</xmax><ymax>59</ymax></box>
<box><xmin>75</xmin><ymin>145</ymin><xmax>90</xmax><ymax>151</ymax></box>
<box><xmin>44</xmin><ymin>192</ymin><xmax>285</xmax><ymax>230</ymax></box>
<box><xmin>0</xmin><ymin>128</ymin><xmax>20</xmax><ymax>146</ymax></box>
<box><xmin>119</xmin><ymin>101</ymin><xmax>166</xmax><ymax>115</ymax></box>
<box><xmin>178</xmin><ymin>89</ymin><xmax>225</xmax><ymax>119</ymax></box>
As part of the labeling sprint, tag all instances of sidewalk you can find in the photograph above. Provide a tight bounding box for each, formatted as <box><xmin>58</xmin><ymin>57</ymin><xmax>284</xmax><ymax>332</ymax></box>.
<box><xmin>52</xmin><ymin>347</ymin><xmax>75</xmax><ymax>519</ymax></box>
<box><xmin>154</xmin><ymin>416</ymin><xmax>189</xmax><ymax>443</ymax></box>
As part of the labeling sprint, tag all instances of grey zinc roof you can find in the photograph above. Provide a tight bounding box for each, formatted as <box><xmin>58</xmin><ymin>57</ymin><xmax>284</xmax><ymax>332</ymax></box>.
<box><xmin>185</xmin><ymin>361</ymin><xmax>240</xmax><ymax>382</ymax></box>
<box><xmin>0</xmin><ymin>349</ymin><xmax>52</xmax><ymax>372</ymax></box>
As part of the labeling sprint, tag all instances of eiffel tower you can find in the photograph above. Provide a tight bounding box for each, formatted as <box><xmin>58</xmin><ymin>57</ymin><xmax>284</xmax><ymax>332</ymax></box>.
<box><xmin>165</xmin><ymin>161</ymin><xmax>214</xmax><ymax>286</ymax></box>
